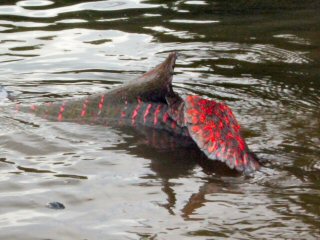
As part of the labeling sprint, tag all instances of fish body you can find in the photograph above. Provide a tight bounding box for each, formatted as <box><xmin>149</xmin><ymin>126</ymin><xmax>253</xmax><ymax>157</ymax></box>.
<box><xmin>16</xmin><ymin>52</ymin><xmax>261</xmax><ymax>174</ymax></box>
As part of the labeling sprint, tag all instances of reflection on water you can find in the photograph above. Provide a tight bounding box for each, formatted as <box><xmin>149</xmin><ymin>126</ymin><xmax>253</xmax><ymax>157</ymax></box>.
<box><xmin>0</xmin><ymin>0</ymin><xmax>319</xmax><ymax>239</ymax></box>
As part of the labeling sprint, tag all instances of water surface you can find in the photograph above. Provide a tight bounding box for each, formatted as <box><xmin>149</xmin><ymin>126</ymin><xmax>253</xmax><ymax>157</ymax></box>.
<box><xmin>0</xmin><ymin>0</ymin><xmax>319</xmax><ymax>239</ymax></box>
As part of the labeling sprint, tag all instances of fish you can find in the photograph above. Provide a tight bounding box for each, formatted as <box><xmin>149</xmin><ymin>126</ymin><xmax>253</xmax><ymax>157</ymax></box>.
<box><xmin>7</xmin><ymin>52</ymin><xmax>261</xmax><ymax>174</ymax></box>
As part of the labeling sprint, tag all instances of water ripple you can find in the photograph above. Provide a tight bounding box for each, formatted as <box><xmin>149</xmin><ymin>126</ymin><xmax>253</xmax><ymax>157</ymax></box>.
<box><xmin>0</xmin><ymin>0</ymin><xmax>158</xmax><ymax>18</ymax></box>
<box><xmin>0</xmin><ymin>1</ymin><xmax>319</xmax><ymax>238</ymax></box>
<box><xmin>173</xmin><ymin>42</ymin><xmax>310</xmax><ymax>64</ymax></box>
<box><xmin>17</xmin><ymin>0</ymin><xmax>54</xmax><ymax>8</ymax></box>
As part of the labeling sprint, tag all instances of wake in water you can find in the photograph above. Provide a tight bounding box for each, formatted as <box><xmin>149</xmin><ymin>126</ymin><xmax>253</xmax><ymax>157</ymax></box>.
<box><xmin>0</xmin><ymin>86</ymin><xmax>8</xmax><ymax>100</ymax></box>
<box><xmin>0</xmin><ymin>86</ymin><xmax>14</xmax><ymax>102</ymax></box>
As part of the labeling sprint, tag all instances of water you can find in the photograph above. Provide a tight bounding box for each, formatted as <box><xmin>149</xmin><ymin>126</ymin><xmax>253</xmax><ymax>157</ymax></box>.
<box><xmin>0</xmin><ymin>0</ymin><xmax>319</xmax><ymax>239</ymax></box>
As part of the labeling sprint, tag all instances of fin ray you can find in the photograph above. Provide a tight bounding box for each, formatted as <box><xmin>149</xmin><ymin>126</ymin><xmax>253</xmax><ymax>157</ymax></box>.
<box><xmin>183</xmin><ymin>95</ymin><xmax>260</xmax><ymax>174</ymax></box>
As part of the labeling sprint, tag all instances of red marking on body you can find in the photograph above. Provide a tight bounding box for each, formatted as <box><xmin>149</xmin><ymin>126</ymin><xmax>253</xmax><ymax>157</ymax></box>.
<box><xmin>153</xmin><ymin>105</ymin><xmax>162</xmax><ymax>125</ymax></box>
<box><xmin>121</xmin><ymin>111</ymin><xmax>126</xmax><ymax>118</ymax></box>
<box><xmin>30</xmin><ymin>104</ymin><xmax>37</xmax><ymax>111</ymax></box>
<box><xmin>98</xmin><ymin>95</ymin><xmax>105</xmax><ymax>110</ymax></box>
<box><xmin>60</xmin><ymin>105</ymin><xmax>65</xmax><ymax>113</ymax></box>
<box><xmin>163</xmin><ymin>112</ymin><xmax>169</xmax><ymax>122</ymax></box>
<box><xmin>57</xmin><ymin>102</ymin><xmax>66</xmax><ymax>121</ymax></box>
<box><xmin>81</xmin><ymin>99</ymin><xmax>89</xmax><ymax>117</ymax></box>
<box><xmin>143</xmin><ymin>104</ymin><xmax>152</xmax><ymax>123</ymax></box>
<box><xmin>131</xmin><ymin>99</ymin><xmax>142</xmax><ymax>125</ymax></box>
<box><xmin>171</xmin><ymin>121</ymin><xmax>177</xmax><ymax>129</ymax></box>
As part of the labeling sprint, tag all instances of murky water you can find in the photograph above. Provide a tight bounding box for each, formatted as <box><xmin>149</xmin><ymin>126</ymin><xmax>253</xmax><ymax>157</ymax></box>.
<box><xmin>0</xmin><ymin>1</ymin><xmax>319</xmax><ymax>239</ymax></box>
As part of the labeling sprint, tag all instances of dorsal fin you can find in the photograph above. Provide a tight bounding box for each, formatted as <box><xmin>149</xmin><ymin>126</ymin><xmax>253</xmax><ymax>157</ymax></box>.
<box><xmin>109</xmin><ymin>52</ymin><xmax>177</xmax><ymax>103</ymax></box>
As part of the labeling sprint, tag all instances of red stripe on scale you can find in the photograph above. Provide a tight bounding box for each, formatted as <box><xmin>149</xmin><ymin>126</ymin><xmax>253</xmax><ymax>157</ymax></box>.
<box><xmin>81</xmin><ymin>99</ymin><xmax>89</xmax><ymax>117</ymax></box>
<box><xmin>143</xmin><ymin>104</ymin><xmax>152</xmax><ymax>124</ymax></box>
<box><xmin>153</xmin><ymin>105</ymin><xmax>162</xmax><ymax>126</ymax></box>
<box><xmin>98</xmin><ymin>95</ymin><xmax>105</xmax><ymax>114</ymax></box>
<box><xmin>131</xmin><ymin>97</ymin><xmax>142</xmax><ymax>125</ymax></box>
<box><xmin>163</xmin><ymin>112</ymin><xmax>169</xmax><ymax>122</ymax></box>
<box><xmin>58</xmin><ymin>102</ymin><xmax>66</xmax><ymax>121</ymax></box>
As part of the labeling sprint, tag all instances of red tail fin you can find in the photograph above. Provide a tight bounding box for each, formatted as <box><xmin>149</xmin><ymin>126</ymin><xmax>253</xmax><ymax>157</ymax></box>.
<box><xmin>184</xmin><ymin>95</ymin><xmax>260</xmax><ymax>174</ymax></box>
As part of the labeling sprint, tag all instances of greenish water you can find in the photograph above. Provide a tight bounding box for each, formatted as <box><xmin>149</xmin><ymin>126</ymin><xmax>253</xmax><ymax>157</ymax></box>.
<box><xmin>0</xmin><ymin>1</ymin><xmax>319</xmax><ymax>239</ymax></box>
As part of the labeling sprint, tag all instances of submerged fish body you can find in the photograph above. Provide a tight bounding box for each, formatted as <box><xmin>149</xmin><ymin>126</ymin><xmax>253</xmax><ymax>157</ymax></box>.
<box><xmin>25</xmin><ymin>53</ymin><xmax>189</xmax><ymax>137</ymax></box>
<box><xmin>18</xmin><ymin>52</ymin><xmax>261</xmax><ymax>174</ymax></box>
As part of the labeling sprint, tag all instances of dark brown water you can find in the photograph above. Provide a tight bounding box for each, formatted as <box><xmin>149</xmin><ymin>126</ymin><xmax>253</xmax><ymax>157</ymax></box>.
<box><xmin>0</xmin><ymin>1</ymin><xmax>319</xmax><ymax>239</ymax></box>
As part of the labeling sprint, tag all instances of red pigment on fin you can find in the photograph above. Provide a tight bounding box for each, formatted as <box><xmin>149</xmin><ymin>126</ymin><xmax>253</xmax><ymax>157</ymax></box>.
<box><xmin>143</xmin><ymin>104</ymin><xmax>152</xmax><ymax>123</ymax></box>
<box><xmin>192</xmin><ymin>116</ymin><xmax>198</xmax><ymax>124</ymax></box>
<box><xmin>186</xmin><ymin>95</ymin><xmax>197</xmax><ymax>107</ymax></box>
<box><xmin>185</xmin><ymin>95</ymin><xmax>260</xmax><ymax>172</ymax></box>
<box><xmin>208</xmin><ymin>141</ymin><xmax>217</xmax><ymax>153</ymax></box>
<box><xmin>153</xmin><ymin>105</ymin><xmax>162</xmax><ymax>125</ymax></box>
<box><xmin>234</xmin><ymin>153</ymin><xmax>239</xmax><ymax>166</ymax></box>
<box><xmin>192</xmin><ymin>125</ymin><xmax>200</xmax><ymax>133</ymax></box>
<box><xmin>199</xmin><ymin>114</ymin><xmax>206</xmax><ymax>123</ymax></box>
<box><xmin>187</xmin><ymin>109</ymin><xmax>200</xmax><ymax>116</ymax></box>
<box><xmin>224</xmin><ymin>115</ymin><xmax>230</xmax><ymax>125</ymax></box>
<box><xmin>236</xmin><ymin>136</ymin><xmax>245</xmax><ymax>150</ymax></box>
